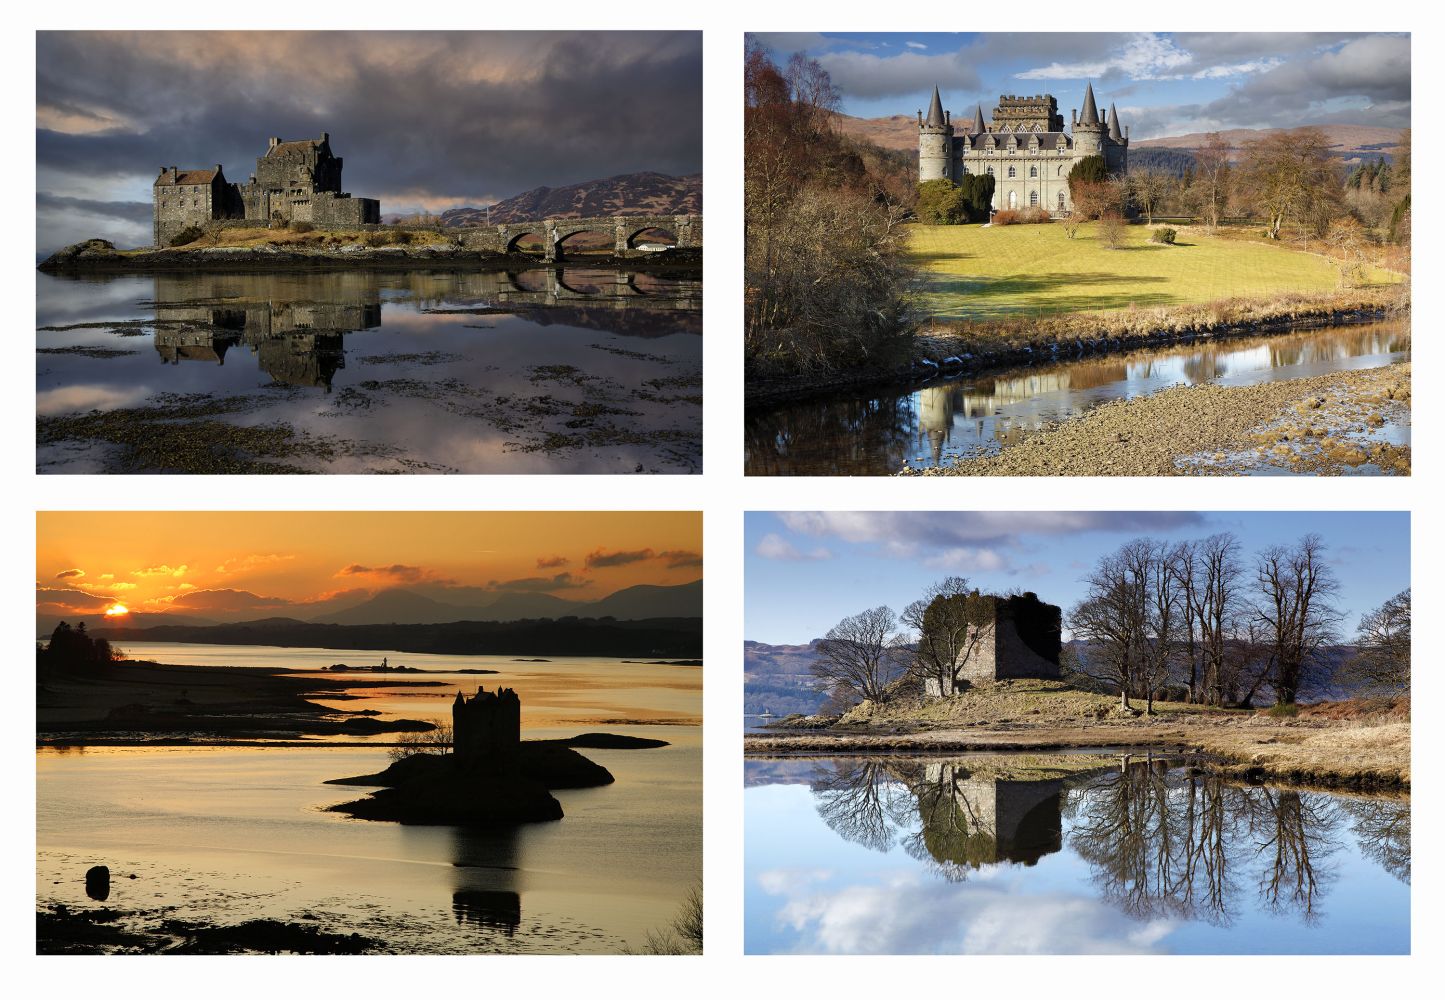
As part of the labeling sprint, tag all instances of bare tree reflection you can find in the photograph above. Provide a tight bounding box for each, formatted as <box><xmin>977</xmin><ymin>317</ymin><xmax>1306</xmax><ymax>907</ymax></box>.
<box><xmin>1342</xmin><ymin>798</ymin><xmax>1410</xmax><ymax>884</ymax></box>
<box><xmin>1240</xmin><ymin>788</ymin><xmax>1341</xmax><ymax>923</ymax></box>
<box><xmin>810</xmin><ymin>758</ymin><xmax>909</xmax><ymax>853</ymax></box>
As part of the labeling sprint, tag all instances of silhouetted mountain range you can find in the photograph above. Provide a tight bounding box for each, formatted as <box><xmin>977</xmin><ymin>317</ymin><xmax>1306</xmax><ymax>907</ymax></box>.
<box><xmin>37</xmin><ymin>580</ymin><xmax>702</xmax><ymax>635</ymax></box>
<box><xmin>93</xmin><ymin>617</ymin><xmax>702</xmax><ymax>659</ymax></box>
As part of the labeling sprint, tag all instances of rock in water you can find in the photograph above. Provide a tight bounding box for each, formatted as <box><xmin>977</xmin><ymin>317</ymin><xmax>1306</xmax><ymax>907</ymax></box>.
<box><xmin>85</xmin><ymin>865</ymin><xmax>110</xmax><ymax>901</ymax></box>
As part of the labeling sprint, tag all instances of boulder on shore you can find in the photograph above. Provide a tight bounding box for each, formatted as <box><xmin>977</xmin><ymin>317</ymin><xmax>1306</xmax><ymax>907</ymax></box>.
<box><xmin>85</xmin><ymin>865</ymin><xmax>110</xmax><ymax>901</ymax></box>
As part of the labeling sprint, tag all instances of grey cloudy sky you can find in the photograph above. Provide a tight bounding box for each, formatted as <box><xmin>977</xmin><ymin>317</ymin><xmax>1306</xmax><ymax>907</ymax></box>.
<box><xmin>36</xmin><ymin>31</ymin><xmax>702</xmax><ymax>252</ymax></box>
<box><xmin>750</xmin><ymin>32</ymin><xmax>1409</xmax><ymax>143</ymax></box>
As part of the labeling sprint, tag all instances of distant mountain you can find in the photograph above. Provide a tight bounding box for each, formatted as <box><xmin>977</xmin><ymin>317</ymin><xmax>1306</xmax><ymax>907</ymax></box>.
<box><xmin>1134</xmin><ymin>124</ymin><xmax>1405</xmax><ymax>162</ymax></box>
<box><xmin>830</xmin><ymin>111</ymin><xmax>1404</xmax><ymax>166</ymax></box>
<box><xmin>439</xmin><ymin>172</ymin><xmax>701</xmax><ymax>226</ymax></box>
<box><xmin>313</xmin><ymin>581</ymin><xmax>702</xmax><ymax>627</ymax></box>
<box><xmin>744</xmin><ymin>639</ymin><xmax>826</xmax><ymax>717</ymax></box>
<box><xmin>313</xmin><ymin>589</ymin><xmax>474</xmax><ymax>626</ymax></box>
<box><xmin>92</xmin><ymin>617</ymin><xmax>702</xmax><ymax>659</ymax></box>
<box><xmin>591</xmin><ymin>580</ymin><xmax>702</xmax><ymax>620</ymax></box>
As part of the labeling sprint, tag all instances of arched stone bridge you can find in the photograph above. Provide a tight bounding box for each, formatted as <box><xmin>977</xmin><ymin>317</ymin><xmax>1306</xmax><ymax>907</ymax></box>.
<box><xmin>460</xmin><ymin>215</ymin><xmax>702</xmax><ymax>262</ymax></box>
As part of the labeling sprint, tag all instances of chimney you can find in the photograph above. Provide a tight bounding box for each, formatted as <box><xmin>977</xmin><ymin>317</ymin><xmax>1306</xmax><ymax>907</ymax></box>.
<box><xmin>320</xmin><ymin>131</ymin><xmax>329</xmax><ymax>142</ymax></box>
<box><xmin>269</xmin><ymin>137</ymin><xmax>280</xmax><ymax>149</ymax></box>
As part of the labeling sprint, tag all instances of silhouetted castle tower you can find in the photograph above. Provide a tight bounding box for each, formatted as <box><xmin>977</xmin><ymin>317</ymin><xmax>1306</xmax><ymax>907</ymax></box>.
<box><xmin>452</xmin><ymin>687</ymin><xmax>521</xmax><ymax>768</ymax></box>
<box><xmin>917</xmin><ymin>81</ymin><xmax>1128</xmax><ymax>214</ymax></box>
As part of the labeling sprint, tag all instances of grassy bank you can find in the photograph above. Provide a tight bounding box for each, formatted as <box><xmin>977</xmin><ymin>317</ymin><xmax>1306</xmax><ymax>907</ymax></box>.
<box><xmin>908</xmin><ymin>221</ymin><xmax>1402</xmax><ymax>320</ymax></box>
<box><xmin>745</xmin><ymin>681</ymin><xmax>1409</xmax><ymax>791</ymax></box>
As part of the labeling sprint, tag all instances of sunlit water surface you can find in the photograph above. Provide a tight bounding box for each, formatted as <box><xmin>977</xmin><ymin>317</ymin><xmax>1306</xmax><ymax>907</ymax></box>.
<box><xmin>745</xmin><ymin>756</ymin><xmax>1408</xmax><ymax>954</ymax></box>
<box><xmin>36</xmin><ymin>644</ymin><xmax>701</xmax><ymax>953</ymax></box>
<box><xmin>744</xmin><ymin>321</ymin><xmax>1409</xmax><ymax>475</ymax></box>
<box><xmin>37</xmin><ymin>268</ymin><xmax>701</xmax><ymax>474</ymax></box>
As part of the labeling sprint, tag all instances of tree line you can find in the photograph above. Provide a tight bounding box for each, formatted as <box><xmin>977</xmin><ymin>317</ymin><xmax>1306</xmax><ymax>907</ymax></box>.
<box><xmin>37</xmin><ymin>620</ymin><xmax>124</xmax><ymax>674</ymax></box>
<box><xmin>1067</xmin><ymin>533</ymin><xmax>1408</xmax><ymax>711</ymax></box>
<box><xmin>806</xmin><ymin>537</ymin><xmax>1408</xmax><ymax>713</ymax></box>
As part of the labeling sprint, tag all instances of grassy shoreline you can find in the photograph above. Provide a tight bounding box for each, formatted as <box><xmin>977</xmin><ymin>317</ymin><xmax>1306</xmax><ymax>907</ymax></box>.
<box><xmin>743</xmin><ymin>683</ymin><xmax>1409</xmax><ymax>792</ymax></box>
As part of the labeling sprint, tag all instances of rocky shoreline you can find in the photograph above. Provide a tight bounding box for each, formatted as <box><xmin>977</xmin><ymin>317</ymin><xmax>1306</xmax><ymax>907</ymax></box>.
<box><xmin>37</xmin><ymin>238</ymin><xmax>702</xmax><ymax>274</ymax></box>
<box><xmin>901</xmin><ymin>361</ymin><xmax>1410</xmax><ymax>476</ymax></box>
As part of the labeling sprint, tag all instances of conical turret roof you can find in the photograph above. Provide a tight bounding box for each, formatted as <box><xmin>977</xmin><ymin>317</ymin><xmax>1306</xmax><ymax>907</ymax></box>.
<box><xmin>971</xmin><ymin>102</ymin><xmax>987</xmax><ymax>134</ymax></box>
<box><xmin>1080</xmin><ymin>82</ymin><xmax>1100</xmax><ymax>126</ymax></box>
<box><xmin>1108</xmin><ymin>102</ymin><xmax>1123</xmax><ymax>141</ymax></box>
<box><xmin>925</xmin><ymin>86</ymin><xmax>946</xmax><ymax>128</ymax></box>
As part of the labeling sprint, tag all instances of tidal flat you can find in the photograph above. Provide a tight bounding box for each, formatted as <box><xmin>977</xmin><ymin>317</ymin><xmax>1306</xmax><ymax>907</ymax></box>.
<box><xmin>36</xmin><ymin>268</ymin><xmax>701</xmax><ymax>474</ymax></box>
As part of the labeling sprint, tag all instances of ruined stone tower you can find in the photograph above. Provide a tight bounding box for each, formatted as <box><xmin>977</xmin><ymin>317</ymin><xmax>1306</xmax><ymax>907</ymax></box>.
<box><xmin>452</xmin><ymin>687</ymin><xmax>521</xmax><ymax>768</ymax></box>
<box><xmin>922</xmin><ymin>592</ymin><xmax>1063</xmax><ymax>697</ymax></box>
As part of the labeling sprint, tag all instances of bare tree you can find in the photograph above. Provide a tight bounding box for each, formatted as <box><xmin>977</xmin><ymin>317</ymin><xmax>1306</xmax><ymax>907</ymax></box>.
<box><xmin>1252</xmin><ymin>534</ymin><xmax>1344</xmax><ymax>704</ymax></box>
<box><xmin>901</xmin><ymin>577</ymin><xmax>992</xmax><ymax>697</ymax></box>
<box><xmin>812</xmin><ymin>605</ymin><xmax>906</xmax><ymax>703</ymax></box>
<box><xmin>1194</xmin><ymin>533</ymin><xmax>1244</xmax><ymax>706</ymax></box>
<box><xmin>1239</xmin><ymin>128</ymin><xmax>1340</xmax><ymax>239</ymax></box>
<box><xmin>1343</xmin><ymin>589</ymin><xmax>1410</xmax><ymax>694</ymax></box>
<box><xmin>1128</xmin><ymin>168</ymin><xmax>1171</xmax><ymax>225</ymax></box>
<box><xmin>1193</xmin><ymin>132</ymin><xmax>1232</xmax><ymax>228</ymax></box>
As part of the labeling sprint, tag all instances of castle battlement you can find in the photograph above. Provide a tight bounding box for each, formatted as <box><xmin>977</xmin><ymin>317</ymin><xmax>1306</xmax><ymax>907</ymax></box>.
<box><xmin>918</xmin><ymin>82</ymin><xmax>1128</xmax><ymax>215</ymax></box>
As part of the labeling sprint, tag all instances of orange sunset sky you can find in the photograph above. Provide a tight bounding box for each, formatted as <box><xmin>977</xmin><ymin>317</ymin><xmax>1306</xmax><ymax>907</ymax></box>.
<box><xmin>37</xmin><ymin>511</ymin><xmax>701</xmax><ymax>622</ymax></box>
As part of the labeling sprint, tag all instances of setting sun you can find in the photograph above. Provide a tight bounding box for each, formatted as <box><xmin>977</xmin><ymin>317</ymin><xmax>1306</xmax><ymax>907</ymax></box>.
<box><xmin>103</xmin><ymin>603</ymin><xmax>129</xmax><ymax>617</ymax></box>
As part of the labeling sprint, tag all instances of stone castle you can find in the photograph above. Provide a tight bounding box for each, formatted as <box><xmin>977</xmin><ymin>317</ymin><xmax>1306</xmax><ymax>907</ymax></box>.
<box><xmin>153</xmin><ymin>133</ymin><xmax>380</xmax><ymax>246</ymax></box>
<box><xmin>452</xmin><ymin>686</ymin><xmax>522</xmax><ymax>768</ymax></box>
<box><xmin>922</xmin><ymin>592</ymin><xmax>1063</xmax><ymax>697</ymax></box>
<box><xmin>917</xmin><ymin>83</ymin><xmax>1128</xmax><ymax>215</ymax></box>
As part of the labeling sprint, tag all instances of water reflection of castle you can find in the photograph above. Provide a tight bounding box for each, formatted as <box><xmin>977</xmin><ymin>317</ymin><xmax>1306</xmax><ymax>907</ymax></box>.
<box><xmin>152</xmin><ymin>273</ymin><xmax>379</xmax><ymax>391</ymax></box>
<box><xmin>148</xmin><ymin>268</ymin><xmax>703</xmax><ymax>391</ymax></box>
<box><xmin>912</xmin><ymin>763</ymin><xmax>1064</xmax><ymax>869</ymax></box>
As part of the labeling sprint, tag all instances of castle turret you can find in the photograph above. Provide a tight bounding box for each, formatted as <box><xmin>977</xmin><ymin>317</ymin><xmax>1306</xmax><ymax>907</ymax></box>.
<box><xmin>1072</xmin><ymin>82</ymin><xmax>1105</xmax><ymax>157</ymax></box>
<box><xmin>1106</xmin><ymin>102</ymin><xmax>1128</xmax><ymax>173</ymax></box>
<box><xmin>918</xmin><ymin>85</ymin><xmax>953</xmax><ymax>183</ymax></box>
<box><xmin>970</xmin><ymin>102</ymin><xmax>988</xmax><ymax>136</ymax></box>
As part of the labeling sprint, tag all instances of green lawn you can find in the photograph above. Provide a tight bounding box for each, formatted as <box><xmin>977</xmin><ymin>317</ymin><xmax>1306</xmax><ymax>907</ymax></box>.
<box><xmin>907</xmin><ymin>222</ymin><xmax>1396</xmax><ymax>320</ymax></box>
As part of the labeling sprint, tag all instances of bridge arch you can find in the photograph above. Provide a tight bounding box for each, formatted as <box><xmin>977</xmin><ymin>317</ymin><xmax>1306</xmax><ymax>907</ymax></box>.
<box><xmin>624</xmin><ymin>226</ymin><xmax>679</xmax><ymax>251</ymax></box>
<box><xmin>505</xmin><ymin>231</ymin><xmax>546</xmax><ymax>255</ymax></box>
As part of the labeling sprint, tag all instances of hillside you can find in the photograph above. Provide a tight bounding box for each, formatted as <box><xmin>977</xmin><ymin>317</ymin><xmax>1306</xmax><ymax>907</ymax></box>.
<box><xmin>831</xmin><ymin>111</ymin><xmax>1402</xmax><ymax>162</ymax></box>
<box><xmin>744</xmin><ymin>639</ymin><xmax>825</xmax><ymax>716</ymax></box>
<box><xmin>439</xmin><ymin>172</ymin><xmax>701</xmax><ymax>226</ymax></box>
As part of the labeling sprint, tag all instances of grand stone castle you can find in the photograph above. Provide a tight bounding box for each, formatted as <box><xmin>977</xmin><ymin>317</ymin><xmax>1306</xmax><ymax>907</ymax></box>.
<box><xmin>153</xmin><ymin>132</ymin><xmax>380</xmax><ymax>246</ymax></box>
<box><xmin>917</xmin><ymin>83</ymin><xmax>1128</xmax><ymax>215</ymax></box>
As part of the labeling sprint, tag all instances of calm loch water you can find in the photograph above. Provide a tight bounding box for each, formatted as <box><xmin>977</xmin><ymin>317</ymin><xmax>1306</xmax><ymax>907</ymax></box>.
<box><xmin>37</xmin><ymin>267</ymin><xmax>701</xmax><ymax>474</ymax></box>
<box><xmin>36</xmin><ymin>645</ymin><xmax>702</xmax><ymax>954</ymax></box>
<box><xmin>744</xmin><ymin>321</ymin><xmax>1409</xmax><ymax>475</ymax></box>
<box><xmin>745</xmin><ymin>756</ymin><xmax>1408</xmax><ymax>954</ymax></box>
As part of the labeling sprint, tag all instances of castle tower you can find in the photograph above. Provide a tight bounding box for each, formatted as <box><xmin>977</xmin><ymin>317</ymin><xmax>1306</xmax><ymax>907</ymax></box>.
<box><xmin>1072</xmin><ymin>82</ymin><xmax>1105</xmax><ymax>158</ymax></box>
<box><xmin>969</xmin><ymin>102</ymin><xmax>988</xmax><ymax>136</ymax></box>
<box><xmin>918</xmin><ymin>85</ymin><xmax>953</xmax><ymax>183</ymax></box>
<box><xmin>451</xmin><ymin>686</ymin><xmax>522</xmax><ymax>769</ymax></box>
<box><xmin>1106</xmin><ymin>102</ymin><xmax>1129</xmax><ymax>173</ymax></box>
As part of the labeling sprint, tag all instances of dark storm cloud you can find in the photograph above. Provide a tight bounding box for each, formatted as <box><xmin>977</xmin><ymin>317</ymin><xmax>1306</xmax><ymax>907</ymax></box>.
<box><xmin>36</xmin><ymin>31</ymin><xmax>701</xmax><ymax>246</ymax></box>
<box><xmin>36</xmin><ymin>192</ymin><xmax>150</xmax><ymax>223</ymax></box>
<box><xmin>585</xmin><ymin>547</ymin><xmax>655</xmax><ymax>570</ymax></box>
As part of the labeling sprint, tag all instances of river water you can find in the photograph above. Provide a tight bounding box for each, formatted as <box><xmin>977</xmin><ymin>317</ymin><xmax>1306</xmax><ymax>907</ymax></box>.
<box><xmin>36</xmin><ymin>267</ymin><xmax>701</xmax><ymax>474</ymax></box>
<box><xmin>745</xmin><ymin>755</ymin><xmax>1408</xmax><ymax>954</ymax></box>
<box><xmin>744</xmin><ymin>321</ymin><xmax>1409</xmax><ymax>475</ymax></box>
<box><xmin>36</xmin><ymin>644</ymin><xmax>701</xmax><ymax>953</ymax></box>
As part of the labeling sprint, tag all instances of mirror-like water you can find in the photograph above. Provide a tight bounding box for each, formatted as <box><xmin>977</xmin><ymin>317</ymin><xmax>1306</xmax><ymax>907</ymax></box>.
<box><xmin>37</xmin><ymin>267</ymin><xmax>701</xmax><ymax>474</ymax></box>
<box><xmin>745</xmin><ymin>756</ymin><xmax>1409</xmax><ymax>954</ymax></box>
<box><xmin>744</xmin><ymin>321</ymin><xmax>1409</xmax><ymax>476</ymax></box>
<box><xmin>36</xmin><ymin>644</ymin><xmax>701</xmax><ymax>953</ymax></box>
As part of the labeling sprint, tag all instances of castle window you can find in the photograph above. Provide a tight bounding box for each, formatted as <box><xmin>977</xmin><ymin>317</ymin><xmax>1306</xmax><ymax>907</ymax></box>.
<box><xmin>1058</xmin><ymin>191</ymin><xmax>1066</xmax><ymax>210</ymax></box>
<box><xmin>1029</xmin><ymin>166</ymin><xmax>1037</xmax><ymax>178</ymax></box>
<box><xmin>986</xmin><ymin>166</ymin><xmax>993</xmax><ymax>176</ymax></box>
<box><xmin>1030</xmin><ymin>191</ymin><xmax>1038</xmax><ymax>206</ymax></box>
<box><xmin>1007</xmin><ymin>166</ymin><xmax>1016</xmax><ymax>178</ymax></box>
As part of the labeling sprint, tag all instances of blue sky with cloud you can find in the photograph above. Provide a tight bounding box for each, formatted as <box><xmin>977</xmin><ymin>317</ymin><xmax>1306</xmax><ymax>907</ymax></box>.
<box><xmin>744</xmin><ymin>511</ymin><xmax>1409</xmax><ymax>644</ymax></box>
<box><xmin>747</xmin><ymin>32</ymin><xmax>1409</xmax><ymax>140</ymax></box>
